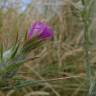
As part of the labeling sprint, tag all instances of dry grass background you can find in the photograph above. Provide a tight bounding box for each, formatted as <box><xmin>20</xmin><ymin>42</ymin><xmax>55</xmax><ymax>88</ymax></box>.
<box><xmin>0</xmin><ymin>0</ymin><xmax>96</xmax><ymax>96</ymax></box>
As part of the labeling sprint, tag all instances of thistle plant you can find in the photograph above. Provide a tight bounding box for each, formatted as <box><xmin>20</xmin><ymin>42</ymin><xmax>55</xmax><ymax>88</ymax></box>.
<box><xmin>0</xmin><ymin>21</ymin><xmax>53</xmax><ymax>90</ymax></box>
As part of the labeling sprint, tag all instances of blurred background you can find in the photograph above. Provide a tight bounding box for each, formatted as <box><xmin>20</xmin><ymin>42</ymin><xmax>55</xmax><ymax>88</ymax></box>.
<box><xmin>0</xmin><ymin>0</ymin><xmax>96</xmax><ymax>96</ymax></box>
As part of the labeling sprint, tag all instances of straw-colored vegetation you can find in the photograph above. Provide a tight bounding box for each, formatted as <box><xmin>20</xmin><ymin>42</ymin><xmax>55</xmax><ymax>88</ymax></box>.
<box><xmin>0</xmin><ymin>0</ymin><xmax>96</xmax><ymax>96</ymax></box>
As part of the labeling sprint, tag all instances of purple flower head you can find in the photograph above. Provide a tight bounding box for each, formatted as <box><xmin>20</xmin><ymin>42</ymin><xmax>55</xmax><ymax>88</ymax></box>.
<box><xmin>28</xmin><ymin>21</ymin><xmax>53</xmax><ymax>40</ymax></box>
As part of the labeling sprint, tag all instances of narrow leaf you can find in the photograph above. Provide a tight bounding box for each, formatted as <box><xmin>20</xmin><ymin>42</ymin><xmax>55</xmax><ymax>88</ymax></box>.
<box><xmin>0</xmin><ymin>43</ymin><xmax>3</xmax><ymax>62</ymax></box>
<box><xmin>10</xmin><ymin>43</ymin><xmax>19</xmax><ymax>59</ymax></box>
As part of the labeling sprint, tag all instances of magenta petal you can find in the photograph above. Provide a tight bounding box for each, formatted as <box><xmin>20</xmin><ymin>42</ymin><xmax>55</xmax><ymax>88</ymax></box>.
<box><xmin>28</xmin><ymin>21</ymin><xmax>53</xmax><ymax>40</ymax></box>
<box><xmin>39</xmin><ymin>27</ymin><xmax>53</xmax><ymax>39</ymax></box>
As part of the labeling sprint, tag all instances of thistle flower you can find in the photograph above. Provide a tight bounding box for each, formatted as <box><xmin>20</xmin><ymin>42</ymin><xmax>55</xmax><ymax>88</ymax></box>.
<box><xmin>22</xmin><ymin>22</ymin><xmax>53</xmax><ymax>54</ymax></box>
<box><xmin>28</xmin><ymin>21</ymin><xmax>53</xmax><ymax>40</ymax></box>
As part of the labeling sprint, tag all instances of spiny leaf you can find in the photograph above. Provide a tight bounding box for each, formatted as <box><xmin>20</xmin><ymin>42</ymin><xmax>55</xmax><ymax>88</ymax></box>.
<box><xmin>10</xmin><ymin>43</ymin><xmax>19</xmax><ymax>59</ymax></box>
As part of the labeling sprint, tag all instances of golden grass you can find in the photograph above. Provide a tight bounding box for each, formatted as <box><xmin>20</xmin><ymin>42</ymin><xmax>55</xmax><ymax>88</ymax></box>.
<box><xmin>0</xmin><ymin>0</ymin><xmax>96</xmax><ymax>96</ymax></box>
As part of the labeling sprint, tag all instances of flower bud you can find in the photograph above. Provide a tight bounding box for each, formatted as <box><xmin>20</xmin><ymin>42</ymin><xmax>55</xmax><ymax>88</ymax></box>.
<box><xmin>28</xmin><ymin>21</ymin><xmax>53</xmax><ymax>40</ymax></box>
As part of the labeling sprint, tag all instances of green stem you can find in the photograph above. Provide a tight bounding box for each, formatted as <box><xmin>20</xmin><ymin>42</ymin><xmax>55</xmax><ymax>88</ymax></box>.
<box><xmin>81</xmin><ymin>1</ymin><xmax>96</xmax><ymax>96</ymax></box>
<box><xmin>81</xmin><ymin>0</ymin><xmax>93</xmax><ymax>85</ymax></box>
